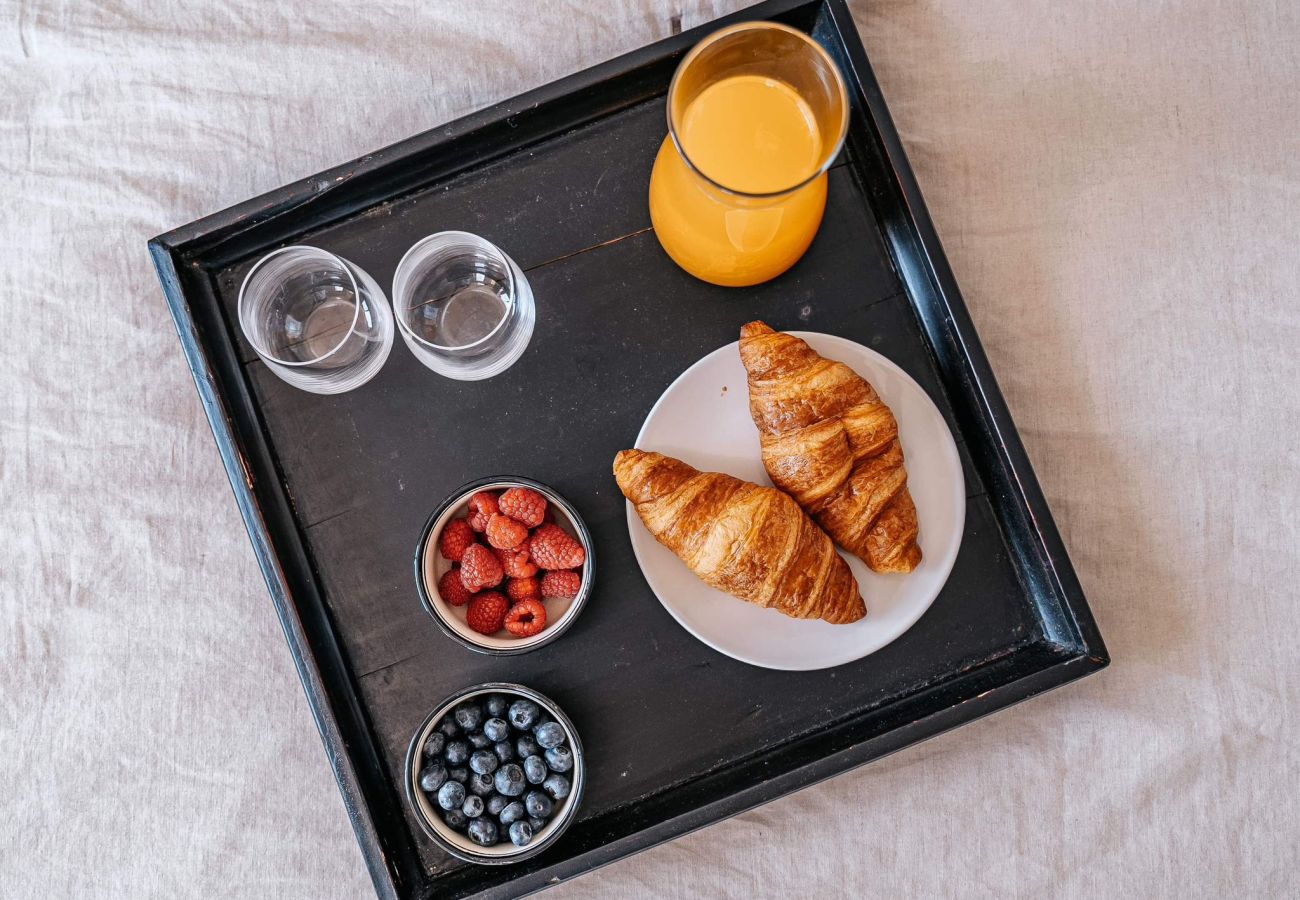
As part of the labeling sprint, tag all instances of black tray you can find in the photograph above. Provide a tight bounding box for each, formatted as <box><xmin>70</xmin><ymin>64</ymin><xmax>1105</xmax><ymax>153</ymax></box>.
<box><xmin>149</xmin><ymin>1</ymin><xmax>1107</xmax><ymax>897</ymax></box>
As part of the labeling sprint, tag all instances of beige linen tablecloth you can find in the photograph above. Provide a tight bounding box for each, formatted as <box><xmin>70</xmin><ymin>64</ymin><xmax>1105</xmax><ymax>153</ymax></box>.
<box><xmin>3</xmin><ymin>1</ymin><xmax>1297</xmax><ymax>896</ymax></box>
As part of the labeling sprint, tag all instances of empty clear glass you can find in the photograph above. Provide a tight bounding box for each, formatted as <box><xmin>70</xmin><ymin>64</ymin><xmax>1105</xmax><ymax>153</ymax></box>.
<box><xmin>392</xmin><ymin>231</ymin><xmax>535</xmax><ymax>381</ymax></box>
<box><xmin>238</xmin><ymin>246</ymin><xmax>394</xmax><ymax>394</ymax></box>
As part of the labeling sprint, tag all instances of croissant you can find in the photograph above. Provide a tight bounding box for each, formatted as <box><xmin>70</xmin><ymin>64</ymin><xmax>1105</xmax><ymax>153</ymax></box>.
<box><xmin>738</xmin><ymin>321</ymin><xmax>922</xmax><ymax>574</ymax></box>
<box><xmin>614</xmin><ymin>450</ymin><xmax>865</xmax><ymax>624</ymax></box>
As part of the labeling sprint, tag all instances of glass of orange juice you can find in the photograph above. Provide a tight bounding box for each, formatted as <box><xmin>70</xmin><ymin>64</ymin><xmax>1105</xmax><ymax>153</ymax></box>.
<box><xmin>649</xmin><ymin>22</ymin><xmax>849</xmax><ymax>287</ymax></box>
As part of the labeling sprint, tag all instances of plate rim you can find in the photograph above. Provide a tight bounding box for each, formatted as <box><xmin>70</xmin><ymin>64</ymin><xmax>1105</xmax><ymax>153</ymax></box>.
<box><xmin>626</xmin><ymin>330</ymin><xmax>966</xmax><ymax>670</ymax></box>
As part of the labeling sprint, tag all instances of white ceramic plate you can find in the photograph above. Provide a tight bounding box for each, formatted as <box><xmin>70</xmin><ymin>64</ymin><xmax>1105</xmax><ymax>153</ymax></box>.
<box><xmin>626</xmin><ymin>332</ymin><xmax>965</xmax><ymax>671</ymax></box>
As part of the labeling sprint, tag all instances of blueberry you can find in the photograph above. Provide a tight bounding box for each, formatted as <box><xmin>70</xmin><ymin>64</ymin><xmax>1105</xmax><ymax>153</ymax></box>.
<box><xmin>483</xmin><ymin>718</ymin><xmax>510</xmax><ymax>742</ymax></box>
<box><xmin>494</xmin><ymin>741</ymin><xmax>515</xmax><ymax>764</ymax></box>
<box><xmin>541</xmin><ymin>773</ymin><xmax>570</xmax><ymax>801</ymax></box>
<box><xmin>485</xmin><ymin>694</ymin><xmax>508</xmax><ymax>718</ymax></box>
<box><xmin>437</xmin><ymin>718</ymin><xmax>459</xmax><ymax>738</ymax></box>
<box><xmin>423</xmin><ymin>732</ymin><xmax>446</xmax><ymax>758</ymax></box>
<box><xmin>527</xmin><ymin>816</ymin><xmax>546</xmax><ymax>832</ymax></box>
<box><xmin>516</xmin><ymin>735</ymin><xmax>541</xmax><ymax>759</ymax></box>
<box><xmin>442</xmin><ymin>808</ymin><xmax>467</xmax><ymax>831</ymax></box>
<box><xmin>444</xmin><ymin>740</ymin><xmax>469</xmax><ymax>766</ymax></box>
<box><xmin>525</xmin><ymin>790</ymin><xmax>553</xmax><ymax>819</ymax></box>
<box><xmin>467</xmin><ymin>731</ymin><xmax>492</xmax><ymax>749</ymax></box>
<box><xmin>469</xmin><ymin>750</ymin><xmax>499</xmax><ymax>775</ymax></box>
<box><xmin>454</xmin><ymin>703</ymin><xmax>483</xmax><ymax>733</ymax></box>
<box><xmin>419</xmin><ymin>764</ymin><xmax>448</xmax><ymax>793</ymax></box>
<box><xmin>523</xmin><ymin>755</ymin><xmax>547</xmax><ymax>785</ymax></box>
<box><xmin>544</xmin><ymin>745</ymin><xmax>573</xmax><ymax>773</ymax></box>
<box><xmin>486</xmin><ymin>794</ymin><xmax>509</xmax><ymax>816</ymax></box>
<box><xmin>436</xmin><ymin>780</ymin><xmax>466</xmax><ymax>811</ymax></box>
<box><xmin>461</xmin><ymin>794</ymin><xmax>484</xmax><ymax>818</ymax></box>
<box><xmin>494</xmin><ymin>763</ymin><xmax>526</xmax><ymax>797</ymax></box>
<box><xmin>508</xmin><ymin>820</ymin><xmax>533</xmax><ymax>847</ymax></box>
<box><xmin>447</xmin><ymin>767</ymin><xmax>468</xmax><ymax>784</ymax></box>
<box><xmin>508</xmin><ymin>699</ymin><xmax>541</xmax><ymax>731</ymax></box>
<box><xmin>498</xmin><ymin>801</ymin><xmax>526</xmax><ymax>826</ymax></box>
<box><xmin>467</xmin><ymin>817</ymin><xmax>498</xmax><ymax>847</ymax></box>
<box><xmin>534</xmin><ymin>722</ymin><xmax>565</xmax><ymax>750</ymax></box>
<box><xmin>468</xmin><ymin>771</ymin><xmax>495</xmax><ymax>796</ymax></box>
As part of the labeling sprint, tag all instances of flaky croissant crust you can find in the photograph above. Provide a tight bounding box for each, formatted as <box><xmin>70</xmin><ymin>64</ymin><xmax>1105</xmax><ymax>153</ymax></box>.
<box><xmin>739</xmin><ymin>321</ymin><xmax>922</xmax><ymax>574</ymax></box>
<box><xmin>614</xmin><ymin>449</ymin><xmax>865</xmax><ymax>624</ymax></box>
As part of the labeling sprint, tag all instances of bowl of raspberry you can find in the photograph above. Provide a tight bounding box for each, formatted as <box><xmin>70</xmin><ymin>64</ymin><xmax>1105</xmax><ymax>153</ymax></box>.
<box><xmin>416</xmin><ymin>478</ymin><xmax>594</xmax><ymax>654</ymax></box>
<box><xmin>405</xmin><ymin>682</ymin><xmax>585</xmax><ymax>863</ymax></box>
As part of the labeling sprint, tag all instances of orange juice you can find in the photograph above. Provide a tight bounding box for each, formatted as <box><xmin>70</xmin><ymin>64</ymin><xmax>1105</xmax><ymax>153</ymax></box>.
<box><xmin>649</xmin><ymin>74</ymin><xmax>830</xmax><ymax>287</ymax></box>
<box><xmin>679</xmin><ymin>75</ymin><xmax>822</xmax><ymax>193</ymax></box>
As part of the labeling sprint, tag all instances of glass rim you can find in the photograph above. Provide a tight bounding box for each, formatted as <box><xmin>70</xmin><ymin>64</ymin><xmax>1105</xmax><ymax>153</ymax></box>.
<box><xmin>392</xmin><ymin>230</ymin><xmax>516</xmax><ymax>353</ymax></box>
<box><xmin>665</xmin><ymin>20</ymin><xmax>850</xmax><ymax>200</ymax></box>
<box><xmin>237</xmin><ymin>245</ymin><xmax>363</xmax><ymax>368</ymax></box>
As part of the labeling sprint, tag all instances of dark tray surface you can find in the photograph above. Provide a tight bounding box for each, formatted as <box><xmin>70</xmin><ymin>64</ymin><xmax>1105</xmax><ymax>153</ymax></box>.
<box><xmin>152</xmin><ymin>1</ymin><xmax>1106</xmax><ymax>896</ymax></box>
<box><xmin>219</xmin><ymin>104</ymin><xmax>1022</xmax><ymax>880</ymax></box>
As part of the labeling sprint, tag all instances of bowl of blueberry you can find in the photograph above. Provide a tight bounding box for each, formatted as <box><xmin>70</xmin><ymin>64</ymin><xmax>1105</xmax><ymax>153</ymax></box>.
<box><xmin>405</xmin><ymin>682</ymin><xmax>584</xmax><ymax>863</ymax></box>
<box><xmin>416</xmin><ymin>478</ymin><xmax>594</xmax><ymax>655</ymax></box>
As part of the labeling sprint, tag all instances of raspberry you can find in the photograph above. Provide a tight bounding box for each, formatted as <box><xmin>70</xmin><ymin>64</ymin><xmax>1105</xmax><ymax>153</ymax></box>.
<box><xmin>467</xmin><ymin>491</ymin><xmax>499</xmax><ymax>533</ymax></box>
<box><xmin>528</xmin><ymin>523</ymin><xmax>586</xmax><ymax>570</ymax></box>
<box><xmin>495</xmin><ymin>541</ymin><xmax>538</xmax><ymax>579</ymax></box>
<box><xmin>486</xmin><ymin>513</ymin><xmax>528</xmax><ymax>550</ymax></box>
<box><xmin>439</xmin><ymin>518</ymin><xmax>476</xmax><ymax>561</ymax></box>
<box><xmin>459</xmin><ymin>543</ymin><xmax>503</xmax><ymax>592</ymax></box>
<box><xmin>466</xmin><ymin>591</ymin><xmax>509</xmax><ymax>635</ymax></box>
<box><xmin>540</xmin><ymin>570</ymin><xmax>581</xmax><ymax>600</ymax></box>
<box><xmin>504</xmin><ymin>598</ymin><xmax>547</xmax><ymax>637</ymax></box>
<box><xmin>498</xmin><ymin>487</ymin><xmax>547</xmax><ymax>528</ymax></box>
<box><xmin>438</xmin><ymin>568</ymin><xmax>474</xmax><ymax>607</ymax></box>
<box><xmin>506</xmin><ymin>576</ymin><xmax>540</xmax><ymax>602</ymax></box>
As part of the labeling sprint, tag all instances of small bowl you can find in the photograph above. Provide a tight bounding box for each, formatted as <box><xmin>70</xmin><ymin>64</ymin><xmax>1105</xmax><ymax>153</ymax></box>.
<box><xmin>415</xmin><ymin>477</ymin><xmax>594</xmax><ymax>654</ymax></box>
<box><xmin>405</xmin><ymin>682</ymin><xmax>586</xmax><ymax>864</ymax></box>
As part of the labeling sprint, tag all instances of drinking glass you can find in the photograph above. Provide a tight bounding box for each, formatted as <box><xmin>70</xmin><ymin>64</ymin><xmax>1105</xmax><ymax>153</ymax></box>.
<box><xmin>392</xmin><ymin>231</ymin><xmax>535</xmax><ymax>381</ymax></box>
<box><xmin>238</xmin><ymin>246</ymin><xmax>394</xmax><ymax>394</ymax></box>
<box><xmin>648</xmin><ymin>22</ymin><xmax>849</xmax><ymax>287</ymax></box>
